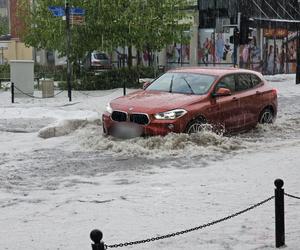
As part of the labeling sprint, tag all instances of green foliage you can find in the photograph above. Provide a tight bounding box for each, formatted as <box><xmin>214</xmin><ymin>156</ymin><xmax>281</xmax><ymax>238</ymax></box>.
<box><xmin>18</xmin><ymin>0</ymin><xmax>192</xmax><ymax>63</ymax></box>
<box><xmin>0</xmin><ymin>64</ymin><xmax>10</xmax><ymax>78</ymax></box>
<box><xmin>0</xmin><ymin>63</ymin><xmax>67</xmax><ymax>81</ymax></box>
<box><xmin>58</xmin><ymin>66</ymin><xmax>160</xmax><ymax>90</ymax></box>
<box><xmin>34</xmin><ymin>64</ymin><xmax>67</xmax><ymax>81</ymax></box>
<box><xmin>0</xmin><ymin>15</ymin><xmax>9</xmax><ymax>35</ymax></box>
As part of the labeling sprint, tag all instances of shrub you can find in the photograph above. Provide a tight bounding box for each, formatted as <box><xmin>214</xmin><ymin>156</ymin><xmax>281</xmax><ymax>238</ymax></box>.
<box><xmin>0</xmin><ymin>64</ymin><xmax>10</xmax><ymax>78</ymax></box>
<box><xmin>34</xmin><ymin>64</ymin><xmax>67</xmax><ymax>81</ymax></box>
<box><xmin>58</xmin><ymin>66</ymin><xmax>162</xmax><ymax>90</ymax></box>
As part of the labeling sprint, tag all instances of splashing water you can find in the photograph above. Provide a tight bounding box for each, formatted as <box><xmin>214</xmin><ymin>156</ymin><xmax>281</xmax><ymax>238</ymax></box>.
<box><xmin>78</xmin><ymin>124</ymin><xmax>246</xmax><ymax>159</ymax></box>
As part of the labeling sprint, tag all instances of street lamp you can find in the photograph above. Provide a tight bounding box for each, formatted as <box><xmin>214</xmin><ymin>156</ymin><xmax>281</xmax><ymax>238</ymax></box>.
<box><xmin>297</xmin><ymin>0</ymin><xmax>300</xmax><ymax>84</ymax></box>
<box><xmin>65</xmin><ymin>0</ymin><xmax>72</xmax><ymax>101</ymax></box>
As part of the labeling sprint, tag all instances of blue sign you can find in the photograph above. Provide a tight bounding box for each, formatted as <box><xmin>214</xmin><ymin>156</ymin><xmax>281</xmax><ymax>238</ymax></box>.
<box><xmin>48</xmin><ymin>6</ymin><xmax>65</xmax><ymax>17</ymax></box>
<box><xmin>70</xmin><ymin>7</ymin><xmax>85</xmax><ymax>16</ymax></box>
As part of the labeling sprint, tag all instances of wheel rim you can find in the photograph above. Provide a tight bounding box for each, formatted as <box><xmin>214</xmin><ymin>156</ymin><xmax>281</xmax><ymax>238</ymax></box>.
<box><xmin>260</xmin><ymin>110</ymin><xmax>273</xmax><ymax>124</ymax></box>
<box><xmin>187</xmin><ymin>123</ymin><xmax>203</xmax><ymax>134</ymax></box>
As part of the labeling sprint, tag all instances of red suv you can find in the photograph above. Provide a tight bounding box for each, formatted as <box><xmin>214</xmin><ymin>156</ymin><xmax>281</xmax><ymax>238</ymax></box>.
<box><xmin>102</xmin><ymin>68</ymin><xmax>277</xmax><ymax>137</ymax></box>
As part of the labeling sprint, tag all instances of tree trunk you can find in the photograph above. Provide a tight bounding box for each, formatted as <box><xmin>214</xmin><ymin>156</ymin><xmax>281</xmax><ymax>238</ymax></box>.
<box><xmin>128</xmin><ymin>46</ymin><xmax>133</xmax><ymax>68</ymax></box>
<box><xmin>147</xmin><ymin>48</ymin><xmax>152</xmax><ymax>67</ymax></box>
<box><xmin>137</xmin><ymin>50</ymin><xmax>142</xmax><ymax>66</ymax></box>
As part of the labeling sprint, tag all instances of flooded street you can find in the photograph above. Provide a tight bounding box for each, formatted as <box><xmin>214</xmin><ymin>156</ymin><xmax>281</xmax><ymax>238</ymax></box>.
<box><xmin>0</xmin><ymin>75</ymin><xmax>300</xmax><ymax>250</ymax></box>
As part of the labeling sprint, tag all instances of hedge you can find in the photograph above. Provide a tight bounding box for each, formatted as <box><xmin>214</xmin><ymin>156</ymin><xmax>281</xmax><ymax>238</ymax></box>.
<box><xmin>58</xmin><ymin>66</ymin><xmax>162</xmax><ymax>90</ymax></box>
<box><xmin>0</xmin><ymin>64</ymin><xmax>67</xmax><ymax>81</ymax></box>
<box><xmin>0</xmin><ymin>64</ymin><xmax>10</xmax><ymax>78</ymax></box>
<box><xmin>0</xmin><ymin>64</ymin><xmax>162</xmax><ymax>90</ymax></box>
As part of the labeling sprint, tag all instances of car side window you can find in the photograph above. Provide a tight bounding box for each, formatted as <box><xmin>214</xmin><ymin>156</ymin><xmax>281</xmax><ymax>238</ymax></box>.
<box><xmin>215</xmin><ymin>75</ymin><xmax>235</xmax><ymax>92</ymax></box>
<box><xmin>251</xmin><ymin>74</ymin><xmax>262</xmax><ymax>87</ymax></box>
<box><xmin>236</xmin><ymin>74</ymin><xmax>252</xmax><ymax>91</ymax></box>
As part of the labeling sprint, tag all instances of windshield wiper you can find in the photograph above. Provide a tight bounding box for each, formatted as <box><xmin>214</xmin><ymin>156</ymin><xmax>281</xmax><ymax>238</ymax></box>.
<box><xmin>181</xmin><ymin>77</ymin><xmax>195</xmax><ymax>94</ymax></box>
<box><xmin>169</xmin><ymin>75</ymin><xmax>174</xmax><ymax>93</ymax></box>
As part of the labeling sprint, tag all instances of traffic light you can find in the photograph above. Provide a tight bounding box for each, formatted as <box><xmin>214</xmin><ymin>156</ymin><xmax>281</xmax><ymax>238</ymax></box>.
<box><xmin>230</xmin><ymin>27</ymin><xmax>240</xmax><ymax>45</ymax></box>
<box><xmin>239</xmin><ymin>15</ymin><xmax>252</xmax><ymax>45</ymax></box>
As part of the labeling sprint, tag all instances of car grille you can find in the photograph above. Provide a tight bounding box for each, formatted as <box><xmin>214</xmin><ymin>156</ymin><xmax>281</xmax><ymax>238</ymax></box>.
<box><xmin>111</xmin><ymin>111</ymin><xmax>127</xmax><ymax>122</ymax></box>
<box><xmin>111</xmin><ymin>111</ymin><xmax>149</xmax><ymax>125</ymax></box>
<box><xmin>130</xmin><ymin>114</ymin><xmax>149</xmax><ymax>125</ymax></box>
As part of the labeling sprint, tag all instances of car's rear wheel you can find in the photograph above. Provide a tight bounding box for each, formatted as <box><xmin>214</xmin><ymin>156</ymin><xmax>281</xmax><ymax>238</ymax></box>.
<box><xmin>259</xmin><ymin>108</ymin><xmax>274</xmax><ymax>124</ymax></box>
<box><xmin>185</xmin><ymin>117</ymin><xmax>206</xmax><ymax>134</ymax></box>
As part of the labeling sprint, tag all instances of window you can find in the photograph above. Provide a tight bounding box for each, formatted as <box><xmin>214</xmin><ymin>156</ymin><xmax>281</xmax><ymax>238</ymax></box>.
<box><xmin>94</xmin><ymin>53</ymin><xmax>108</xmax><ymax>60</ymax></box>
<box><xmin>172</xmin><ymin>78</ymin><xmax>193</xmax><ymax>94</ymax></box>
<box><xmin>215</xmin><ymin>74</ymin><xmax>235</xmax><ymax>92</ymax></box>
<box><xmin>147</xmin><ymin>73</ymin><xmax>173</xmax><ymax>92</ymax></box>
<box><xmin>251</xmin><ymin>74</ymin><xmax>262</xmax><ymax>87</ymax></box>
<box><xmin>147</xmin><ymin>72</ymin><xmax>216</xmax><ymax>95</ymax></box>
<box><xmin>236</xmin><ymin>74</ymin><xmax>252</xmax><ymax>91</ymax></box>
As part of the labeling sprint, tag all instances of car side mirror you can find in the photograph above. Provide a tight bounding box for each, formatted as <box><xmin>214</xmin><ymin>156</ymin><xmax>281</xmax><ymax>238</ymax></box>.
<box><xmin>212</xmin><ymin>87</ymin><xmax>232</xmax><ymax>97</ymax></box>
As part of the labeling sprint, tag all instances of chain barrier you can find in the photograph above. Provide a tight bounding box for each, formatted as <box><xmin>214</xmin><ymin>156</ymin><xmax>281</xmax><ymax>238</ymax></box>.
<box><xmin>105</xmin><ymin>196</ymin><xmax>274</xmax><ymax>248</ymax></box>
<box><xmin>13</xmin><ymin>85</ymin><xmax>64</xmax><ymax>99</ymax></box>
<box><xmin>13</xmin><ymin>85</ymin><xmax>44</xmax><ymax>99</ymax></box>
<box><xmin>54</xmin><ymin>90</ymin><xmax>65</xmax><ymax>97</ymax></box>
<box><xmin>284</xmin><ymin>192</ymin><xmax>300</xmax><ymax>200</ymax></box>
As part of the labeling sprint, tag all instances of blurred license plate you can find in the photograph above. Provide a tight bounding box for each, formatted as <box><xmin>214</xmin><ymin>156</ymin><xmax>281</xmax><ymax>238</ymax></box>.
<box><xmin>112</xmin><ymin>122</ymin><xmax>143</xmax><ymax>139</ymax></box>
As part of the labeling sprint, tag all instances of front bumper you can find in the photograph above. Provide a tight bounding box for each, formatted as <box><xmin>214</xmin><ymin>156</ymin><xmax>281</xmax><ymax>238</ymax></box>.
<box><xmin>102</xmin><ymin>112</ymin><xmax>186</xmax><ymax>137</ymax></box>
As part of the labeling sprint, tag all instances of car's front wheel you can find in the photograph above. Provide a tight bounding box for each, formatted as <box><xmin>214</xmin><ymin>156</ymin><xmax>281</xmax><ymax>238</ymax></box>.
<box><xmin>185</xmin><ymin>117</ymin><xmax>206</xmax><ymax>134</ymax></box>
<box><xmin>259</xmin><ymin>108</ymin><xmax>274</xmax><ymax>124</ymax></box>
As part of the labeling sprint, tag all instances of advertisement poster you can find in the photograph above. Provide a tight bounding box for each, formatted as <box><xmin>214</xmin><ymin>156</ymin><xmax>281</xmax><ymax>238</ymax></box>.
<box><xmin>239</xmin><ymin>34</ymin><xmax>263</xmax><ymax>73</ymax></box>
<box><xmin>198</xmin><ymin>29</ymin><xmax>234</xmax><ymax>65</ymax></box>
<box><xmin>262</xmin><ymin>30</ymin><xmax>296</xmax><ymax>74</ymax></box>
<box><xmin>166</xmin><ymin>31</ymin><xmax>190</xmax><ymax>66</ymax></box>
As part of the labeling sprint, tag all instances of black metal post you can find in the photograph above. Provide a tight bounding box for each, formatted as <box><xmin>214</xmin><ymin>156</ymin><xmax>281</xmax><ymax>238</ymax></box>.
<box><xmin>90</xmin><ymin>229</ymin><xmax>106</xmax><ymax>250</ymax></box>
<box><xmin>285</xmin><ymin>35</ymin><xmax>289</xmax><ymax>74</ymax></box>
<box><xmin>213</xmin><ymin>30</ymin><xmax>216</xmax><ymax>66</ymax></box>
<box><xmin>123</xmin><ymin>81</ymin><xmax>126</xmax><ymax>96</ymax></box>
<box><xmin>180</xmin><ymin>32</ymin><xmax>183</xmax><ymax>67</ymax></box>
<box><xmin>274</xmin><ymin>179</ymin><xmax>285</xmax><ymax>248</ymax></box>
<box><xmin>11</xmin><ymin>82</ymin><xmax>14</xmax><ymax>103</ymax></box>
<box><xmin>273</xmin><ymin>35</ymin><xmax>276</xmax><ymax>75</ymax></box>
<box><xmin>65</xmin><ymin>2</ymin><xmax>72</xmax><ymax>101</ymax></box>
<box><xmin>296</xmin><ymin>25</ymin><xmax>300</xmax><ymax>84</ymax></box>
<box><xmin>233</xmin><ymin>28</ymin><xmax>238</xmax><ymax>67</ymax></box>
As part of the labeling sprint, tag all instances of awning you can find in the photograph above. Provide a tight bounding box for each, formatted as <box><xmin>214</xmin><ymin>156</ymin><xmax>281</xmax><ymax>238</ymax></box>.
<box><xmin>246</xmin><ymin>0</ymin><xmax>300</xmax><ymax>30</ymax></box>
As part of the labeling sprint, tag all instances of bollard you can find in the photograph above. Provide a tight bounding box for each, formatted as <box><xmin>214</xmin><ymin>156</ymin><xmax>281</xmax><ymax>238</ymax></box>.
<box><xmin>11</xmin><ymin>82</ymin><xmax>14</xmax><ymax>103</ymax></box>
<box><xmin>123</xmin><ymin>81</ymin><xmax>126</xmax><ymax>96</ymax></box>
<box><xmin>90</xmin><ymin>229</ymin><xmax>106</xmax><ymax>250</ymax></box>
<box><xmin>274</xmin><ymin>179</ymin><xmax>285</xmax><ymax>248</ymax></box>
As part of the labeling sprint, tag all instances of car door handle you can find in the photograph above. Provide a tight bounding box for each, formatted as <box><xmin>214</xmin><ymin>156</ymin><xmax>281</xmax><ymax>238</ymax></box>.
<box><xmin>256</xmin><ymin>91</ymin><xmax>261</xmax><ymax>95</ymax></box>
<box><xmin>232</xmin><ymin>97</ymin><xmax>239</xmax><ymax>101</ymax></box>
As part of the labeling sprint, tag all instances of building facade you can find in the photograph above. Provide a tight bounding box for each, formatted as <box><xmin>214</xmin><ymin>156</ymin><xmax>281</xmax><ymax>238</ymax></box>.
<box><xmin>163</xmin><ymin>0</ymin><xmax>300</xmax><ymax>75</ymax></box>
<box><xmin>0</xmin><ymin>0</ymin><xmax>33</xmax><ymax>64</ymax></box>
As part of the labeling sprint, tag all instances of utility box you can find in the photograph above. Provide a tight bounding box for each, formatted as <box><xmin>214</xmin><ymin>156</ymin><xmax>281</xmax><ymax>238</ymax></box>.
<box><xmin>41</xmin><ymin>79</ymin><xmax>54</xmax><ymax>98</ymax></box>
<box><xmin>10</xmin><ymin>60</ymin><xmax>34</xmax><ymax>97</ymax></box>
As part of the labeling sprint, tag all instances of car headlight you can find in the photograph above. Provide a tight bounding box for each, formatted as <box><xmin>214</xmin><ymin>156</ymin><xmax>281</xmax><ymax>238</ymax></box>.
<box><xmin>106</xmin><ymin>103</ymin><xmax>113</xmax><ymax>114</ymax></box>
<box><xmin>154</xmin><ymin>109</ymin><xmax>187</xmax><ymax>120</ymax></box>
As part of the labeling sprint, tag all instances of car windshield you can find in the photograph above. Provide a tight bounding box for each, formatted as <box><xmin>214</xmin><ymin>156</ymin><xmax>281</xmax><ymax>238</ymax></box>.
<box><xmin>93</xmin><ymin>53</ymin><xmax>108</xmax><ymax>60</ymax></box>
<box><xmin>146</xmin><ymin>72</ymin><xmax>216</xmax><ymax>95</ymax></box>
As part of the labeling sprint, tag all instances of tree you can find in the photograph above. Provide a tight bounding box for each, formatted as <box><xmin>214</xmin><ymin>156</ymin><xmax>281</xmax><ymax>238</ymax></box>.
<box><xmin>0</xmin><ymin>15</ymin><xmax>9</xmax><ymax>35</ymax></box>
<box><xmin>18</xmin><ymin>0</ymin><xmax>192</xmax><ymax>66</ymax></box>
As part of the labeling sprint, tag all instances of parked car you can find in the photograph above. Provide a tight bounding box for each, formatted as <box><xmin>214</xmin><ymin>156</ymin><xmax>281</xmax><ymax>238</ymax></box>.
<box><xmin>83</xmin><ymin>51</ymin><xmax>112</xmax><ymax>71</ymax></box>
<box><xmin>102</xmin><ymin>67</ymin><xmax>277</xmax><ymax>138</ymax></box>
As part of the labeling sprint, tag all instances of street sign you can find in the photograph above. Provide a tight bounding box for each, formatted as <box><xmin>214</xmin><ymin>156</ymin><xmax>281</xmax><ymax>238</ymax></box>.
<box><xmin>71</xmin><ymin>15</ymin><xmax>85</xmax><ymax>25</ymax></box>
<box><xmin>70</xmin><ymin>7</ymin><xmax>86</xmax><ymax>25</ymax></box>
<box><xmin>70</xmin><ymin>7</ymin><xmax>85</xmax><ymax>16</ymax></box>
<box><xmin>48</xmin><ymin>6</ymin><xmax>65</xmax><ymax>17</ymax></box>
